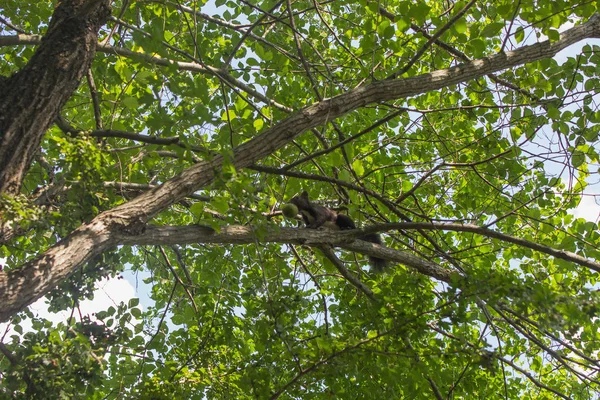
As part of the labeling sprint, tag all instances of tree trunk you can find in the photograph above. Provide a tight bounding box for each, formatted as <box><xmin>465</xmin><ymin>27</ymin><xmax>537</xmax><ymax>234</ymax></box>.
<box><xmin>0</xmin><ymin>0</ymin><xmax>110</xmax><ymax>196</ymax></box>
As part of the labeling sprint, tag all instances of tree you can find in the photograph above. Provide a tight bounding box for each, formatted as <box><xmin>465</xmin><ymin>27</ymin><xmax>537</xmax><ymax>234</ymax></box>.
<box><xmin>1</xmin><ymin>0</ymin><xmax>600</xmax><ymax>397</ymax></box>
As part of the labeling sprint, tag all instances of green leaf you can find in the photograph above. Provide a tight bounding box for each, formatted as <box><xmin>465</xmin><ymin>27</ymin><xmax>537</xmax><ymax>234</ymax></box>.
<box><xmin>454</xmin><ymin>19</ymin><xmax>467</xmax><ymax>34</ymax></box>
<box><xmin>572</xmin><ymin>151</ymin><xmax>585</xmax><ymax>168</ymax></box>
<box><xmin>122</xmin><ymin>96</ymin><xmax>139</xmax><ymax>110</ymax></box>
<box><xmin>352</xmin><ymin>159</ymin><xmax>364</xmax><ymax>176</ymax></box>
<box><xmin>190</xmin><ymin>202</ymin><xmax>204</xmax><ymax>216</ymax></box>
<box><xmin>211</xmin><ymin>197</ymin><xmax>230</xmax><ymax>214</ymax></box>
<box><xmin>548</xmin><ymin>29</ymin><xmax>560</xmax><ymax>41</ymax></box>
<box><xmin>253</xmin><ymin>119</ymin><xmax>264</xmax><ymax>130</ymax></box>
<box><xmin>515</xmin><ymin>27</ymin><xmax>525</xmax><ymax>43</ymax></box>
<box><xmin>480</xmin><ymin>22</ymin><xmax>504</xmax><ymax>38</ymax></box>
<box><xmin>221</xmin><ymin>109</ymin><xmax>236</xmax><ymax>121</ymax></box>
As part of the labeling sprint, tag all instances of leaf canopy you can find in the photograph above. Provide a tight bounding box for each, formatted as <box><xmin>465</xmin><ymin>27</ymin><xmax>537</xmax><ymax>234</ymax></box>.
<box><xmin>2</xmin><ymin>0</ymin><xmax>600</xmax><ymax>398</ymax></box>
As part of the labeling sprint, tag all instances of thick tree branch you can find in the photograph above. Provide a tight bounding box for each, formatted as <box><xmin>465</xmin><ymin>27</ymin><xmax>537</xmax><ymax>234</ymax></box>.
<box><xmin>114</xmin><ymin>224</ymin><xmax>454</xmax><ymax>283</ymax></box>
<box><xmin>358</xmin><ymin>222</ymin><xmax>600</xmax><ymax>274</ymax></box>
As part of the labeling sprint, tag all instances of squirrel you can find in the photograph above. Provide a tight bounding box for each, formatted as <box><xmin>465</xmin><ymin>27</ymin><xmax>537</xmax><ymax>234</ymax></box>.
<box><xmin>289</xmin><ymin>191</ymin><xmax>387</xmax><ymax>271</ymax></box>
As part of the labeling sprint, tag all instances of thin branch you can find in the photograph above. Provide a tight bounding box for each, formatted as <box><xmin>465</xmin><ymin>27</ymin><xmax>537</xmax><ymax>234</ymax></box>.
<box><xmin>282</xmin><ymin>109</ymin><xmax>405</xmax><ymax>171</ymax></box>
<box><xmin>143</xmin><ymin>274</ymin><xmax>177</xmax><ymax>367</ymax></box>
<box><xmin>317</xmin><ymin>245</ymin><xmax>377</xmax><ymax>302</ymax></box>
<box><xmin>0</xmin><ymin>34</ymin><xmax>292</xmax><ymax>113</ymax></box>
<box><xmin>270</xmin><ymin>299</ymin><xmax>458</xmax><ymax>399</ymax></box>
<box><xmin>158</xmin><ymin>246</ymin><xmax>198</xmax><ymax>313</ymax></box>
<box><xmin>86</xmin><ymin>69</ymin><xmax>103</xmax><ymax>130</ymax></box>
<box><xmin>0</xmin><ymin>16</ymin><xmax>27</xmax><ymax>34</ymax></box>
<box><xmin>429</xmin><ymin>322</ymin><xmax>571</xmax><ymax>400</ymax></box>
<box><xmin>0</xmin><ymin>342</ymin><xmax>35</xmax><ymax>393</ymax></box>
<box><xmin>403</xmin><ymin>338</ymin><xmax>444</xmax><ymax>400</ymax></box>
<box><xmin>169</xmin><ymin>246</ymin><xmax>194</xmax><ymax>288</ymax></box>
<box><xmin>497</xmin><ymin>355</ymin><xmax>570</xmax><ymax>400</ymax></box>
<box><xmin>357</xmin><ymin>222</ymin><xmax>600</xmax><ymax>274</ymax></box>
<box><xmin>0</xmin><ymin>342</ymin><xmax>19</xmax><ymax>365</ymax></box>
<box><xmin>494</xmin><ymin>305</ymin><xmax>600</xmax><ymax>385</ymax></box>
<box><xmin>387</xmin><ymin>0</ymin><xmax>478</xmax><ymax>79</ymax></box>
<box><xmin>286</xmin><ymin>0</ymin><xmax>321</xmax><ymax>99</ymax></box>
<box><xmin>88</xmin><ymin>129</ymin><xmax>216</xmax><ymax>155</ymax></box>
<box><xmin>156</xmin><ymin>0</ymin><xmax>298</xmax><ymax>61</ymax></box>
<box><xmin>380</xmin><ymin>6</ymin><xmax>541</xmax><ymax>102</ymax></box>
<box><xmin>290</xmin><ymin>245</ymin><xmax>329</xmax><ymax>335</ymax></box>
<box><xmin>225</xmin><ymin>1</ymin><xmax>284</xmax><ymax>66</ymax></box>
<box><xmin>122</xmin><ymin>219</ymin><xmax>600</xmax><ymax>280</ymax></box>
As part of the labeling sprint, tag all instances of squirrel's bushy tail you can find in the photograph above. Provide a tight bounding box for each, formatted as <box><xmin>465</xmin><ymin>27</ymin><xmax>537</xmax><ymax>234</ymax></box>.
<box><xmin>360</xmin><ymin>233</ymin><xmax>387</xmax><ymax>272</ymax></box>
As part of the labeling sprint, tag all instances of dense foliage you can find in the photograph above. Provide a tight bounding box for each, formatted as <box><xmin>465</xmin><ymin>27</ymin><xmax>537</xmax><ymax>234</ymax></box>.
<box><xmin>2</xmin><ymin>0</ymin><xmax>600</xmax><ymax>398</ymax></box>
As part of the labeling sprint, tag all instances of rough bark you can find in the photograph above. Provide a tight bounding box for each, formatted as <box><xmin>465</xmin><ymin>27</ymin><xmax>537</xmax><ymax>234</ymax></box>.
<box><xmin>116</xmin><ymin>224</ymin><xmax>454</xmax><ymax>282</ymax></box>
<box><xmin>0</xmin><ymin>0</ymin><xmax>111</xmax><ymax>196</ymax></box>
<box><xmin>1</xmin><ymin>15</ymin><xmax>599</xmax><ymax>322</ymax></box>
